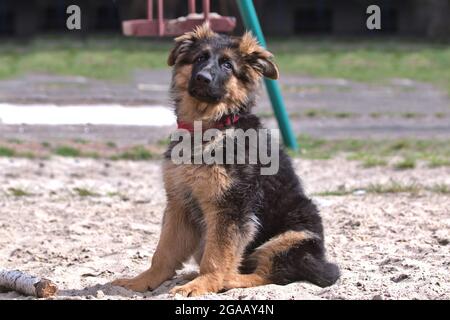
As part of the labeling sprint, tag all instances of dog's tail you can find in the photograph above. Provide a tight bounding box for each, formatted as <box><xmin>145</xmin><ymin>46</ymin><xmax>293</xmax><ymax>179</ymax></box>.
<box><xmin>270</xmin><ymin>236</ymin><xmax>341</xmax><ymax>288</ymax></box>
<box><xmin>289</xmin><ymin>252</ymin><xmax>340</xmax><ymax>287</ymax></box>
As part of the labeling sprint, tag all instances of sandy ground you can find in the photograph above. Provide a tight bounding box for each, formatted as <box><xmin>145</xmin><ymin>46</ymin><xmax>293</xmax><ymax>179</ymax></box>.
<box><xmin>0</xmin><ymin>157</ymin><xmax>448</xmax><ymax>300</ymax></box>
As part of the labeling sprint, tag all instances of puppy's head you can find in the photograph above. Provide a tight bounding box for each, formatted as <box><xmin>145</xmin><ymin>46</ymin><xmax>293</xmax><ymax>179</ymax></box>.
<box><xmin>168</xmin><ymin>24</ymin><xmax>279</xmax><ymax>122</ymax></box>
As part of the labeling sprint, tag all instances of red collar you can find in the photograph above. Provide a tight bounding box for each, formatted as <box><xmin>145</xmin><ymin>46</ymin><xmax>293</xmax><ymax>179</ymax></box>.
<box><xmin>177</xmin><ymin>114</ymin><xmax>240</xmax><ymax>132</ymax></box>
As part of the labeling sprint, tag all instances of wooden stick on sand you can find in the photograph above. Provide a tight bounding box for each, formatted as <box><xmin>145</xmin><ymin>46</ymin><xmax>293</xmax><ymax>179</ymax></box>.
<box><xmin>0</xmin><ymin>269</ymin><xmax>58</xmax><ymax>298</ymax></box>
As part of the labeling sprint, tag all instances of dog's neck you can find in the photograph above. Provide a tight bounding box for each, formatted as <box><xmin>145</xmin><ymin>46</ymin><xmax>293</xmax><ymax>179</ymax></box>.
<box><xmin>176</xmin><ymin>114</ymin><xmax>240</xmax><ymax>132</ymax></box>
<box><xmin>172</xmin><ymin>90</ymin><xmax>255</xmax><ymax>131</ymax></box>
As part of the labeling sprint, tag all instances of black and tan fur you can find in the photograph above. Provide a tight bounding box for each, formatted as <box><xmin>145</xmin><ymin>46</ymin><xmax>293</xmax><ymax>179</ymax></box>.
<box><xmin>112</xmin><ymin>25</ymin><xmax>340</xmax><ymax>296</ymax></box>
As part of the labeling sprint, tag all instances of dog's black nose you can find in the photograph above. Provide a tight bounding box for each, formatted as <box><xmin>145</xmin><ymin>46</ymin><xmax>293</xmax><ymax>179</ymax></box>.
<box><xmin>196</xmin><ymin>71</ymin><xmax>212</xmax><ymax>84</ymax></box>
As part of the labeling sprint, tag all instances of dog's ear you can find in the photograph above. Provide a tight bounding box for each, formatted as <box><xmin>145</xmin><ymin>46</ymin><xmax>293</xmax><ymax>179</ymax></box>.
<box><xmin>167</xmin><ymin>34</ymin><xmax>194</xmax><ymax>66</ymax></box>
<box><xmin>252</xmin><ymin>53</ymin><xmax>279</xmax><ymax>80</ymax></box>
<box><xmin>239</xmin><ymin>32</ymin><xmax>279</xmax><ymax>80</ymax></box>
<box><xmin>167</xmin><ymin>23</ymin><xmax>216</xmax><ymax>66</ymax></box>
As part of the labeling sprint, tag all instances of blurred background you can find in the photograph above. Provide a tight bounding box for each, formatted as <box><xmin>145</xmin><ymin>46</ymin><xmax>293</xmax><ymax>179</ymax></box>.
<box><xmin>1</xmin><ymin>0</ymin><xmax>449</xmax><ymax>37</ymax></box>
<box><xmin>0</xmin><ymin>0</ymin><xmax>449</xmax><ymax>164</ymax></box>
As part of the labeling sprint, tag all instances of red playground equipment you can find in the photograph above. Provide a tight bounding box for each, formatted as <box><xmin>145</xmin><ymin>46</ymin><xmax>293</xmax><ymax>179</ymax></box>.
<box><xmin>123</xmin><ymin>0</ymin><xmax>237</xmax><ymax>37</ymax></box>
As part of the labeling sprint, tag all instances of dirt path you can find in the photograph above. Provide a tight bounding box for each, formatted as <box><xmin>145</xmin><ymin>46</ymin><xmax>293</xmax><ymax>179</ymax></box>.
<box><xmin>0</xmin><ymin>157</ymin><xmax>448</xmax><ymax>300</ymax></box>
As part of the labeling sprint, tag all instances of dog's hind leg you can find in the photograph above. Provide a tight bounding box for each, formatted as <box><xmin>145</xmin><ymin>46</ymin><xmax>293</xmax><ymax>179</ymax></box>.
<box><xmin>112</xmin><ymin>200</ymin><xmax>200</xmax><ymax>292</ymax></box>
<box><xmin>223</xmin><ymin>273</ymin><xmax>269</xmax><ymax>289</ymax></box>
<box><xmin>224</xmin><ymin>230</ymin><xmax>339</xmax><ymax>290</ymax></box>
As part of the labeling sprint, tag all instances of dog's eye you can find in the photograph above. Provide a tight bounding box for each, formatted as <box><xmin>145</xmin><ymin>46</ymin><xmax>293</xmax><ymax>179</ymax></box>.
<box><xmin>196</xmin><ymin>54</ymin><xmax>209</xmax><ymax>63</ymax></box>
<box><xmin>221</xmin><ymin>61</ymin><xmax>233</xmax><ymax>71</ymax></box>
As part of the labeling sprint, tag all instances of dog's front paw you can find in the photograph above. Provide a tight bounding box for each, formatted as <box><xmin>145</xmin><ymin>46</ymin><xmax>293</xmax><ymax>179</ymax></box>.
<box><xmin>170</xmin><ymin>283</ymin><xmax>208</xmax><ymax>297</ymax></box>
<box><xmin>170</xmin><ymin>276</ymin><xmax>221</xmax><ymax>297</ymax></box>
<box><xmin>111</xmin><ymin>277</ymin><xmax>150</xmax><ymax>292</ymax></box>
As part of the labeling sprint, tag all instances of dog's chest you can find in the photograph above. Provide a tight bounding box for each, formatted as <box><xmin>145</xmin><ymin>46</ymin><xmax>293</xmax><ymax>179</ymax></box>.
<box><xmin>163</xmin><ymin>160</ymin><xmax>232</xmax><ymax>203</ymax></box>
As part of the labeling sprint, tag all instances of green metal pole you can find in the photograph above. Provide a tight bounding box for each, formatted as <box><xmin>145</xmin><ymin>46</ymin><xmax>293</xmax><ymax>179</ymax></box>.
<box><xmin>236</xmin><ymin>0</ymin><xmax>298</xmax><ymax>151</ymax></box>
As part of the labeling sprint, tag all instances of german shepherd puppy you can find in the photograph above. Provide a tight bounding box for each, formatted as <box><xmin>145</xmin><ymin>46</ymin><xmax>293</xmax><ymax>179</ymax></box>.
<box><xmin>112</xmin><ymin>24</ymin><xmax>339</xmax><ymax>296</ymax></box>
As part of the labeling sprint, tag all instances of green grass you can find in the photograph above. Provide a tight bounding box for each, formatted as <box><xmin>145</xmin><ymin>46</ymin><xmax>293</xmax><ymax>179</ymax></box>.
<box><xmin>365</xmin><ymin>181</ymin><xmax>420</xmax><ymax>194</ymax></box>
<box><xmin>106</xmin><ymin>141</ymin><xmax>117</xmax><ymax>148</ymax></box>
<box><xmin>0</xmin><ymin>146</ymin><xmax>36</xmax><ymax>158</ymax></box>
<box><xmin>429</xmin><ymin>184</ymin><xmax>450</xmax><ymax>194</ymax></box>
<box><xmin>1</xmin><ymin>36</ymin><xmax>449</xmax><ymax>93</ymax></box>
<box><xmin>335</xmin><ymin>112</ymin><xmax>353</xmax><ymax>118</ymax></box>
<box><xmin>8</xmin><ymin>187</ymin><xmax>32</xmax><ymax>197</ymax></box>
<box><xmin>259</xmin><ymin>110</ymin><xmax>437</xmax><ymax>120</ymax></box>
<box><xmin>315</xmin><ymin>189</ymin><xmax>351</xmax><ymax>196</ymax></box>
<box><xmin>296</xmin><ymin>135</ymin><xmax>450</xmax><ymax>166</ymax></box>
<box><xmin>427</xmin><ymin>156</ymin><xmax>450</xmax><ymax>168</ymax></box>
<box><xmin>271</xmin><ymin>38</ymin><xmax>450</xmax><ymax>94</ymax></box>
<box><xmin>315</xmin><ymin>181</ymin><xmax>426</xmax><ymax>196</ymax></box>
<box><xmin>157</xmin><ymin>138</ymin><xmax>171</xmax><ymax>146</ymax></box>
<box><xmin>113</xmin><ymin>146</ymin><xmax>154</xmax><ymax>161</ymax></box>
<box><xmin>304</xmin><ymin>109</ymin><xmax>319</xmax><ymax>118</ymax></box>
<box><xmin>0</xmin><ymin>136</ymin><xmax>448</xmax><ymax>166</ymax></box>
<box><xmin>361</xmin><ymin>156</ymin><xmax>388</xmax><ymax>168</ymax></box>
<box><xmin>54</xmin><ymin>146</ymin><xmax>81</xmax><ymax>157</ymax></box>
<box><xmin>302</xmin><ymin>109</ymin><xmax>357</xmax><ymax>119</ymax></box>
<box><xmin>316</xmin><ymin>182</ymin><xmax>450</xmax><ymax>196</ymax></box>
<box><xmin>0</xmin><ymin>147</ymin><xmax>15</xmax><ymax>157</ymax></box>
<box><xmin>107</xmin><ymin>192</ymin><xmax>120</xmax><ymax>197</ymax></box>
<box><xmin>17</xmin><ymin>151</ymin><xmax>36</xmax><ymax>159</ymax></box>
<box><xmin>2</xmin><ymin>141</ymin><xmax>160</xmax><ymax>160</ymax></box>
<box><xmin>258</xmin><ymin>109</ymin><xmax>358</xmax><ymax>120</ymax></box>
<box><xmin>394</xmin><ymin>157</ymin><xmax>417</xmax><ymax>170</ymax></box>
<box><xmin>82</xmin><ymin>151</ymin><xmax>100</xmax><ymax>159</ymax></box>
<box><xmin>0</xmin><ymin>36</ymin><xmax>170</xmax><ymax>80</ymax></box>
<box><xmin>7</xmin><ymin>138</ymin><xmax>23</xmax><ymax>144</ymax></box>
<box><xmin>73</xmin><ymin>138</ymin><xmax>88</xmax><ymax>145</ymax></box>
<box><xmin>74</xmin><ymin>187</ymin><xmax>99</xmax><ymax>197</ymax></box>
<box><xmin>370</xmin><ymin>112</ymin><xmax>382</xmax><ymax>118</ymax></box>
<box><xmin>296</xmin><ymin>135</ymin><xmax>365</xmax><ymax>159</ymax></box>
<box><xmin>107</xmin><ymin>191</ymin><xmax>130</xmax><ymax>201</ymax></box>
<box><xmin>366</xmin><ymin>111</ymin><xmax>432</xmax><ymax>119</ymax></box>
<box><xmin>401</xmin><ymin>112</ymin><xmax>424</xmax><ymax>119</ymax></box>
